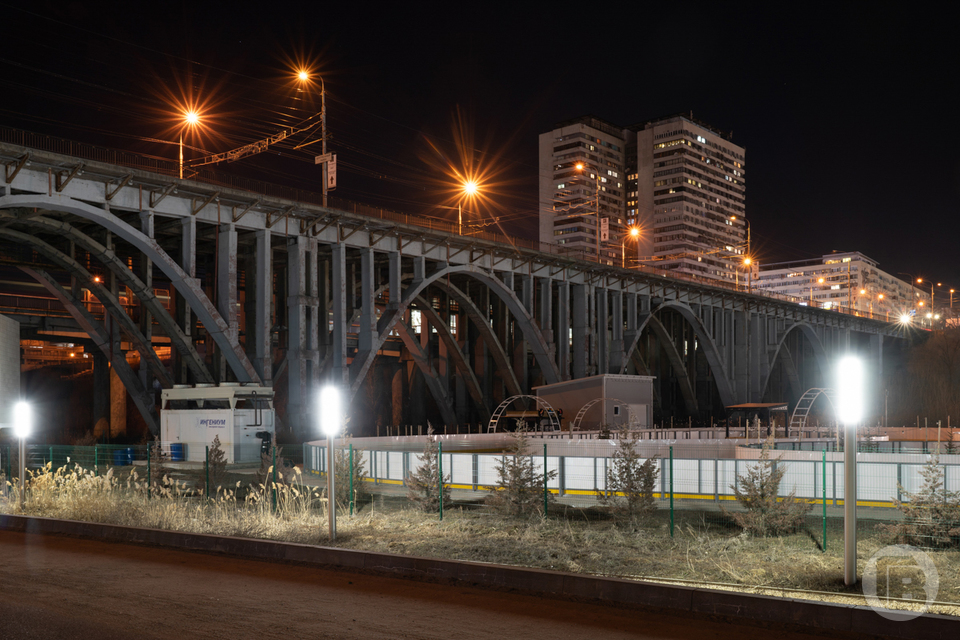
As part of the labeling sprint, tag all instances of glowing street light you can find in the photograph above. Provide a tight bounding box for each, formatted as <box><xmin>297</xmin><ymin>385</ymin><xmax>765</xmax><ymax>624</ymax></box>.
<box><xmin>318</xmin><ymin>385</ymin><xmax>342</xmax><ymax>540</ymax></box>
<box><xmin>622</xmin><ymin>226</ymin><xmax>641</xmax><ymax>268</ymax></box>
<box><xmin>295</xmin><ymin>69</ymin><xmax>329</xmax><ymax>207</ymax></box>
<box><xmin>836</xmin><ymin>355</ymin><xmax>863</xmax><ymax>586</ymax></box>
<box><xmin>179</xmin><ymin>110</ymin><xmax>200</xmax><ymax>179</ymax></box>
<box><xmin>458</xmin><ymin>180</ymin><xmax>479</xmax><ymax>236</ymax></box>
<box><xmin>743</xmin><ymin>257</ymin><xmax>754</xmax><ymax>293</ymax></box>
<box><xmin>14</xmin><ymin>401</ymin><xmax>31</xmax><ymax>510</ymax></box>
<box><xmin>574</xmin><ymin>161</ymin><xmax>602</xmax><ymax>263</ymax></box>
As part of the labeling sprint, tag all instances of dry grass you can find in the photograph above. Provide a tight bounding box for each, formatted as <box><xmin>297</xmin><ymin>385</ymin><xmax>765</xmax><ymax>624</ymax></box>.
<box><xmin>4</xmin><ymin>464</ymin><xmax>960</xmax><ymax>617</ymax></box>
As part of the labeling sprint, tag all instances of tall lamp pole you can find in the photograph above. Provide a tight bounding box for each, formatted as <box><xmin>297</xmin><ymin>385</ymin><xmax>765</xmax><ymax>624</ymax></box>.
<box><xmin>179</xmin><ymin>111</ymin><xmax>199</xmax><ymax>179</ymax></box>
<box><xmin>575</xmin><ymin>162</ymin><xmax>602</xmax><ymax>264</ymax></box>
<box><xmin>297</xmin><ymin>70</ymin><xmax>328</xmax><ymax>207</ymax></box>
<box><xmin>837</xmin><ymin>356</ymin><xmax>864</xmax><ymax>586</ymax></box>
<box><xmin>319</xmin><ymin>386</ymin><xmax>342</xmax><ymax>541</ymax></box>
<box><xmin>14</xmin><ymin>401</ymin><xmax>31</xmax><ymax>510</ymax></box>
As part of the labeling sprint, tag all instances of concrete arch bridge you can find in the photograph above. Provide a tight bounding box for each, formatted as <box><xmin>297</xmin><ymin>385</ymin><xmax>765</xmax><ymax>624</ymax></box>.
<box><xmin>0</xmin><ymin>141</ymin><xmax>911</xmax><ymax>438</ymax></box>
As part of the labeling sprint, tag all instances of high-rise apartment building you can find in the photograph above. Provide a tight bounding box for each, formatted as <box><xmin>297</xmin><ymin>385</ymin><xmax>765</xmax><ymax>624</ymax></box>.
<box><xmin>539</xmin><ymin>113</ymin><xmax>747</xmax><ymax>282</ymax></box>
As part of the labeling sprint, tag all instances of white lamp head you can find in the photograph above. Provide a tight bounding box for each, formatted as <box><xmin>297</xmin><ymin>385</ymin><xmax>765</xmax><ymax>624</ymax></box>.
<box><xmin>836</xmin><ymin>356</ymin><xmax>864</xmax><ymax>425</ymax></box>
<box><xmin>318</xmin><ymin>386</ymin><xmax>342</xmax><ymax>437</ymax></box>
<box><xmin>14</xmin><ymin>401</ymin><xmax>31</xmax><ymax>439</ymax></box>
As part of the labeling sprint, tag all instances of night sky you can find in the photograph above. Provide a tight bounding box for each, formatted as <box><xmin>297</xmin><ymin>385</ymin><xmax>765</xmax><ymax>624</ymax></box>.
<box><xmin>3</xmin><ymin>3</ymin><xmax>957</xmax><ymax>288</ymax></box>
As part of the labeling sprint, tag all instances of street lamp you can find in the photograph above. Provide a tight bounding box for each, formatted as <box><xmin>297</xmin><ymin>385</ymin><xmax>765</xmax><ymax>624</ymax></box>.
<box><xmin>459</xmin><ymin>180</ymin><xmax>479</xmax><ymax>236</ymax></box>
<box><xmin>14</xmin><ymin>401</ymin><xmax>30</xmax><ymax>510</ymax></box>
<box><xmin>743</xmin><ymin>257</ymin><xmax>754</xmax><ymax>293</ymax></box>
<box><xmin>951</xmin><ymin>289</ymin><xmax>955</xmax><ymax>311</ymax></box>
<box><xmin>810</xmin><ymin>277</ymin><xmax>824</xmax><ymax>306</ymax></box>
<box><xmin>179</xmin><ymin>110</ymin><xmax>200</xmax><ymax>180</ymax></box>
<box><xmin>917</xmin><ymin>278</ymin><xmax>940</xmax><ymax>309</ymax></box>
<box><xmin>318</xmin><ymin>385</ymin><xmax>342</xmax><ymax>541</ymax></box>
<box><xmin>836</xmin><ymin>355</ymin><xmax>863</xmax><ymax>586</ymax></box>
<box><xmin>575</xmin><ymin>162</ymin><xmax>602</xmax><ymax>263</ymax></box>
<box><xmin>622</xmin><ymin>226</ymin><xmax>641</xmax><ymax>268</ymax></box>
<box><xmin>296</xmin><ymin>69</ymin><xmax>328</xmax><ymax>207</ymax></box>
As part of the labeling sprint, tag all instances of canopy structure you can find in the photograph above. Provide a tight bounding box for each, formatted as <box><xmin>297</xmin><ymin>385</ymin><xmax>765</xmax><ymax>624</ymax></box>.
<box><xmin>724</xmin><ymin>403</ymin><xmax>789</xmax><ymax>437</ymax></box>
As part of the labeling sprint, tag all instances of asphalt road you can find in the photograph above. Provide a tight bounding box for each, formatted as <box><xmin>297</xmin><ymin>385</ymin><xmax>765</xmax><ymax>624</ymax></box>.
<box><xmin>0</xmin><ymin>530</ymin><xmax>825</xmax><ymax>639</ymax></box>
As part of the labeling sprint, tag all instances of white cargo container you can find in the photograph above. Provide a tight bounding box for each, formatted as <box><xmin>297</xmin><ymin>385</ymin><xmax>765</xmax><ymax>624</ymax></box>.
<box><xmin>160</xmin><ymin>383</ymin><xmax>275</xmax><ymax>463</ymax></box>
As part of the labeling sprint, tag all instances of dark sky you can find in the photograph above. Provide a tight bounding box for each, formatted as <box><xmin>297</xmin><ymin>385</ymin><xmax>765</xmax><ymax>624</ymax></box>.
<box><xmin>3</xmin><ymin>2</ymin><xmax>958</xmax><ymax>288</ymax></box>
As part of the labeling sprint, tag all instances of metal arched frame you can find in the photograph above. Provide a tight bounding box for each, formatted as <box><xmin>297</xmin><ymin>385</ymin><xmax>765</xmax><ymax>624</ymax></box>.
<box><xmin>21</xmin><ymin>267</ymin><xmax>160</xmax><ymax>434</ymax></box>
<box><xmin>392</xmin><ymin>315</ymin><xmax>458</xmax><ymax>427</ymax></box>
<box><xmin>0</xmin><ymin>227</ymin><xmax>171</xmax><ymax>387</ymax></box>
<box><xmin>761</xmin><ymin>322</ymin><xmax>831</xmax><ymax>403</ymax></box>
<box><xmin>620</xmin><ymin>301</ymin><xmax>736</xmax><ymax>408</ymax></box>
<box><xmin>788</xmin><ymin>387</ymin><xmax>838</xmax><ymax>434</ymax></box>
<box><xmin>641</xmin><ymin>314</ymin><xmax>699</xmax><ymax>415</ymax></box>
<box><xmin>487</xmin><ymin>395</ymin><xmax>561</xmax><ymax>433</ymax></box>
<box><xmin>5</xmin><ymin>213</ymin><xmax>212</xmax><ymax>383</ymax></box>
<box><xmin>571</xmin><ymin>397</ymin><xmax>634</xmax><ymax>431</ymax></box>
<box><xmin>349</xmin><ymin>264</ymin><xmax>559</xmax><ymax>399</ymax></box>
<box><xmin>0</xmin><ymin>194</ymin><xmax>260</xmax><ymax>383</ymax></box>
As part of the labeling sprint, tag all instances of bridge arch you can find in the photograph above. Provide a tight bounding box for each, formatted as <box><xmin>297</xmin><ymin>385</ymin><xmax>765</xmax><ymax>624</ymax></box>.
<box><xmin>621</xmin><ymin>301</ymin><xmax>736</xmax><ymax>408</ymax></box>
<box><xmin>349</xmin><ymin>264</ymin><xmax>559</xmax><ymax>399</ymax></box>
<box><xmin>0</xmin><ymin>194</ymin><xmax>260</xmax><ymax>382</ymax></box>
<box><xmin>760</xmin><ymin>322</ymin><xmax>830</xmax><ymax>405</ymax></box>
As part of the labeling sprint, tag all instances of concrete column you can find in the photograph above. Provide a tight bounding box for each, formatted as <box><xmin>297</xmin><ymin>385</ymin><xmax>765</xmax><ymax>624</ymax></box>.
<box><xmin>388</xmin><ymin>251</ymin><xmax>401</xmax><ymax>310</ymax></box>
<box><xmin>217</xmin><ymin>223</ymin><xmax>238</xmax><ymax>380</ymax></box>
<box><xmin>359</xmin><ymin>248</ymin><xmax>377</xmax><ymax>352</ymax></box>
<box><xmin>254</xmin><ymin>228</ymin><xmax>272</xmax><ymax>384</ymax></box>
<box><xmin>572</xmin><ymin>284</ymin><xmax>587</xmax><ymax>379</ymax></box>
<box><xmin>177</xmin><ymin>217</ymin><xmax>196</xmax><ymax>384</ymax></box>
<box><xmin>331</xmin><ymin>243</ymin><xmax>348</xmax><ymax>383</ymax></box>
<box><xmin>109</xmin><ymin>364</ymin><xmax>126</xmax><ymax>439</ymax></box>
<box><xmin>558</xmin><ymin>282</ymin><xmax>570</xmax><ymax>380</ymax></box>
<box><xmin>317</xmin><ymin>255</ymin><xmax>330</xmax><ymax>364</ymax></box>
<box><xmin>610</xmin><ymin>290</ymin><xmax>623</xmax><ymax>373</ymax></box>
<box><xmin>538</xmin><ymin>278</ymin><xmax>553</xmax><ymax>345</ymax></box>
<box><xmin>412</xmin><ymin>256</ymin><xmax>426</xmax><ymax>285</ymax></box>
<box><xmin>733</xmin><ymin>307</ymin><xmax>748</xmax><ymax>402</ymax></box>
<box><xmin>93</xmin><ymin>350</ymin><xmax>110</xmax><ymax>437</ymax></box>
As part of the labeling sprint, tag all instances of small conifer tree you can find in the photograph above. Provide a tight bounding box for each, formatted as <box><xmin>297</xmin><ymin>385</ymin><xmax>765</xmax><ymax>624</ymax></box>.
<box><xmin>725</xmin><ymin>435</ymin><xmax>810</xmax><ymax>536</ymax></box>
<box><xmin>406</xmin><ymin>429</ymin><xmax>451</xmax><ymax>512</ymax></box>
<box><xmin>207</xmin><ymin>435</ymin><xmax>228</xmax><ymax>491</ymax></box>
<box><xmin>487</xmin><ymin>423</ymin><xmax>556</xmax><ymax>516</ymax></box>
<box><xmin>334</xmin><ymin>436</ymin><xmax>369</xmax><ymax>508</ymax></box>
<box><xmin>599</xmin><ymin>428</ymin><xmax>659</xmax><ymax>518</ymax></box>
<box><xmin>882</xmin><ymin>455</ymin><xmax>960</xmax><ymax>547</ymax></box>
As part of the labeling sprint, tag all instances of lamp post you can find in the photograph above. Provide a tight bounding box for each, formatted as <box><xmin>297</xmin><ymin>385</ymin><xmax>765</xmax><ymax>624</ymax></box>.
<box><xmin>318</xmin><ymin>386</ymin><xmax>342</xmax><ymax>541</ymax></box>
<box><xmin>744</xmin><ymin>257</ymin><xmax>754</xmax><ymax>294</ymax></box>
<box><xmin>951</xmin><ymin>289</ymin><xmax>955</xmax><ymax>311</ymax></box>
<box><xmin>297</xmin><ymin>70</ymin><xmax>328</xmax><ymax>207</ymax></box>
<box><xmin>916</xmin><ymin>278</ymin><xmax>940</xmax><ymax>310</ymax></box>
<box><xmin>179</xmin><ymin>110</ymin><xmax>199</xmax><ymax>179</ymax></box>
<box><xmin>459</xmin><ymin>180</ymin><xmax>479</xmax><ymax>236</ymax></box>
<box><xmin>14</xmin><ymin>401</ymin><xmax>30</xmax><ymax>511</ymax></box>
<box><xmin>575</xmin><ymin>162</ymin><xmax>602</xmax><ymax>263</ymax></box>
<box><xmin>810</xmin><ymin>277</ymin><xmax>824</xmax><ymax>306</ymax></box>
<box><xmin>837</xmin><ymin>356</ymin><xmax>863</xmax><ymax>586</ymax></box>
<box><xmin>622</xmin><ymin>226</ymin><xmax>640</xmax><ymax>268</ymax></box>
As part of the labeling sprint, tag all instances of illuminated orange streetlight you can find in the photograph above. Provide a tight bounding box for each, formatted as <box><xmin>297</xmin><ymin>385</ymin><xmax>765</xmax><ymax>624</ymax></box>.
<box><xmin>294</xmin><ymin>68</ymin><xmax>329</xmax><ymax>206</ymax></box>
<box><xmin>622</xmin><ymin>226</ymin><xmax>641</xmax><ymax>268</ymax></box>
<box><xmin>458</xmin><ymin>180</ymin><xmax>480</xmax><ymax>235</ymax></box>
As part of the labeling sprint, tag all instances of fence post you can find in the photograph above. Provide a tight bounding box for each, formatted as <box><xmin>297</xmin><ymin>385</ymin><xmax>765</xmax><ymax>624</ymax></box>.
<box><xmin>94</xmin><ymin>444</ymin><xmax>98</xmax><ymax>476</ymax></box>
<box><xmin>205</xmin><ymin>445</ymin><xmax>210</xmax><ymax>501</ymax></box>
<box><xmin>272</xmin><ymin>444</ymin><xmax>277</xmax><ymax>514</ymax></box>
<box><xmin>349</xmin><ymin>444</ymin><xmax>354</xmax><ymax>516</ymax></box>
<box><xmin>147</xmin><ymin>442</ymin><xmax>151</xmax><ymax>500</ymax></box>
<box><xmin>438</xmin><ymin>442</ymin><xmax>444</xmax><ymax>522</ymax></box>
<box><xmin>669</xmin><ymin>445</ymin><xmax>675</xmax><ymax>538</ymax></box>
<box><xmin>543</xmin><ymin>443</ymin><xmax>548</xmax><ymax>517</ymax></box>
<box><xmin>822</xmin><ymin>449</ymin><xmax>827</xmax><ymax>553</ymax></box>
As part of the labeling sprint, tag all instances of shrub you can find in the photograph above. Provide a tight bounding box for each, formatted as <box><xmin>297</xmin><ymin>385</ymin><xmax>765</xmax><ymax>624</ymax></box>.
<box><xmin>599</xmin><ymin>429</ymin><xmax>659</xmax><ymax>519</ymax></box>
<box><xmin>487</xmin><ymin>425</ymin><xmax>556</xmax><ymax>517</ymax></box>
<box><xmin>725</xmin><ymin>435</ymin><xmax>810</xmax><ymax>536</ymax></box>
<box><xmin>882</xmin><ymin>455</ymin><xmax>960</xmax><ymax>548</ymax></box>
<box><xmin>406</xmin><ymin>432</ymin><xmax>451</xmax><ymax>512</ymax></box>
<box><xmin>206</xmin><ymin>435</ymin><xmax>228</xmax><ymax>492</ymax></box>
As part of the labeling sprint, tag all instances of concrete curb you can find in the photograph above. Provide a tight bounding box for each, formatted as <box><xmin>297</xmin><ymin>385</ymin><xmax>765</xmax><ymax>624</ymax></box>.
<box><xmin>0</xmin><ymin>514</ymin><xmax>953</xmax><ymax>639</ymax></box>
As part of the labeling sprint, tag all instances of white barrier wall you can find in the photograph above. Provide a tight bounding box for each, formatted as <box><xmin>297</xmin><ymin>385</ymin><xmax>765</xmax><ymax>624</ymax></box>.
<box><xmin>304</xmin><ymin>440</ymin><xmax>960</xmax><ymax>506</ymax></box>
<box><xmin>0</xmin><ymin>314</ymin><xmax>19</xmax><ymax>429</ymax></box>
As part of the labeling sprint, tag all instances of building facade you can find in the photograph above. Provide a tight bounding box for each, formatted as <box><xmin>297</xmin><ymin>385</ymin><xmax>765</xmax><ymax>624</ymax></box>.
<box><xmin>754</xmin><ymin>251</ymin><xmax>931</xmax><ymax>321</ymax></box>
<box><xmin>539</xmin><ymin>113</ymin><xmax>747</xmax><ymax>281</ymax></box>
